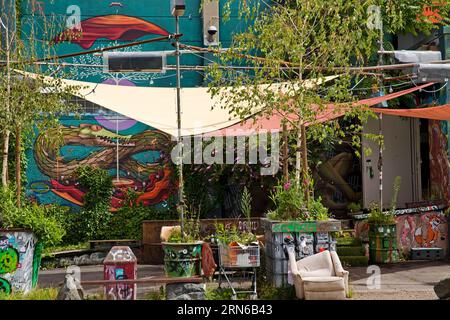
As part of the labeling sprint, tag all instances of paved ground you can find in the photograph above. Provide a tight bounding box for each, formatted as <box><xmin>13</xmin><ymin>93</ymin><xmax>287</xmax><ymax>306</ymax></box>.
<box><xmin>347</xmin><ymin>260</ymin><xmax>450</xmax><ymax>300</ymax></box>
<box><xmin>38</xmin><ymin>260</ymin><xmax>450</xmax><ymax>300</ymax></box>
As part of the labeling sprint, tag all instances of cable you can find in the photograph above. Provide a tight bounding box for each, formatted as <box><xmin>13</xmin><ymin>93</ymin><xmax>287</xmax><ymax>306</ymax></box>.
<box><xmin>0</xmin><ymin>34</ymin><xmax>181</xmax><ymax>68</ymax></box>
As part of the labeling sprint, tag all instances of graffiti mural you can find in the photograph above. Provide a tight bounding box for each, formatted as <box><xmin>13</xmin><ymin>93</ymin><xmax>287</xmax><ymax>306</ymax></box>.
<box><xmin>26</xmin><ymin>114</ymin><xmax>176</xmax><ymax>210</ymax></box>
<box><xmin>162</xmin><ymin>243</ymin><xmax>203</xmax><ymax>278</ymax></box>
<box><xmin>0</xmin><ymin>231</ymin><xmax>39</xmax><ymax>294</ymax></box>
<box><xmin>355</xmin><ymin>210</ymin><xmax>448</xmax><ymax>257</ymax></box>
<box><xmin>53</xmin><ymin>14</ymin><xmax>170</xmax><ymax>49</ymax></box>
<box><xmin>103</xmin><ymin>246</ymin><xmax>137</xmax><ymax>300</ymax></box>
<box><xmin>429</xmin><ymin>120</ymin><xmax>449</xmax><ymax>200</ymax></box>
<box><xmin>312</xmin><ymin>143</ymin><xmax>362</xmax><ymax>213</ymax></box>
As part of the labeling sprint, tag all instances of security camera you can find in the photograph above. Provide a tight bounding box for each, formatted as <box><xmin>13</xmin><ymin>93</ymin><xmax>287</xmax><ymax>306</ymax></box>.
<box><xmin>207</xmin><ymin>25</ymin><xmax>217</xmax><ymax>35</ymax></box>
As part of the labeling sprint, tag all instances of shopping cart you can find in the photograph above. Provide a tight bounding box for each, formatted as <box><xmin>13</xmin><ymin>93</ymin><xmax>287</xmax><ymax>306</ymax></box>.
<box><xmin>217</xmin><ymin>243</ymin><xmax>260</xmax><ymax>300</ymax></box>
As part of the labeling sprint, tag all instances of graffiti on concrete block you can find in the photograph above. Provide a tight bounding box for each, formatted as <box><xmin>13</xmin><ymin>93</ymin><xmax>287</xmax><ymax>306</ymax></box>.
<box><xmin>0</xmin><ymin>231</ymin><xmax>39</xmax><ymax>294</ymax></box>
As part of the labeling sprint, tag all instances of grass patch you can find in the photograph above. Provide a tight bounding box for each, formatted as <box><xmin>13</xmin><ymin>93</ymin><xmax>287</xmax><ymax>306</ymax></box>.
<box><xmin>145</xmin><ymin>286</ymin><xmax>166</xmax><ymax>300</ymax></box>
<box><xmin>0</xmin><ymin>287</ymin><xmax>58</xmax><ymax>300</ymax></box>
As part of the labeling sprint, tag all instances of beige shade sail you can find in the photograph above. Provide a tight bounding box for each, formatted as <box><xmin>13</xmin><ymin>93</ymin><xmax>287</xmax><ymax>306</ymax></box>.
<box><xmin>16</xmin><ymin>70</ymin><xmax>338</xmax><ymax>137</ymax></box>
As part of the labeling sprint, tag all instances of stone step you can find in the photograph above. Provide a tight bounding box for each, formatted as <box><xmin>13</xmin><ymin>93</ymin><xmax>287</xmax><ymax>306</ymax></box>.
<box><xmin>340</xmin><ymin>256</ymin><xmax>369</xmax><ymax>267</ymax></box>
<box><xmin>337</xmin><ymin>246</ymin><xmax>365</xmax><ymax>257</ymax></box>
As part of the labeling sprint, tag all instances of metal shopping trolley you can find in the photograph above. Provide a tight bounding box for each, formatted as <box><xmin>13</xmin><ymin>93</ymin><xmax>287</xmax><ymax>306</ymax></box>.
<box><xmin>218</xmin><ymin>243</ymin><xmax>260</xmax><ymax>300</ymax></box>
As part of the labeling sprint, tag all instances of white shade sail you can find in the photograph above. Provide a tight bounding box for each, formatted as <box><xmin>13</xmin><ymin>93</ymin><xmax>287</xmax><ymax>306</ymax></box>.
<box><xmin>18</xmin><ymin>70</ymin><xmax>338</xmax><ymax>137</ymax></box>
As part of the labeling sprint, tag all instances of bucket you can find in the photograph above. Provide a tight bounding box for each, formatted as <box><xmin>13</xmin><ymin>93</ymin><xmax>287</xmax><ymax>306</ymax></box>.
<box><xmin>161</xmin><ymin>242</ymin><xmax>203</xmax><ymax>277</ymax></box>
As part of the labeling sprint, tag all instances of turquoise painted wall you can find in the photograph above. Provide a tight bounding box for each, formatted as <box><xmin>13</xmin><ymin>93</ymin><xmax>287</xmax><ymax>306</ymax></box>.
<box><xmin>20</xmin><ymin>0</ymin><xmax>252</xmax><ymax>210</ymax></box>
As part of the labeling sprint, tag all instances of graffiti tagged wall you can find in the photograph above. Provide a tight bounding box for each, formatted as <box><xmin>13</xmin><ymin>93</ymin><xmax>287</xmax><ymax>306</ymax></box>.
<box><xmin>26</xmin><ymin>113</ymin><xmax>176</xmax><ymax>210</ymax></box>
<box><xmin>355</xmin><ymin>209</ymin><xmax>449</xmax><ymax>257</ymax></box>
<box><xmin>0</xmin><ymin>231</ymin><xmax>41</xmax><ymax>294</ymax></box>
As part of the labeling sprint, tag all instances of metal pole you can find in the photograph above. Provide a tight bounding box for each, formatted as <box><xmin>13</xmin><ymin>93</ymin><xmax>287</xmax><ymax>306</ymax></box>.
<box><xmin>378</xmin><ymin>26</ymin><xmax>384</xmax><ymax>212</ymax></box>
<box><xmin>175</xmin><ymin>15</ymin><xmax>184</xmax><ymax>238</ymax></box>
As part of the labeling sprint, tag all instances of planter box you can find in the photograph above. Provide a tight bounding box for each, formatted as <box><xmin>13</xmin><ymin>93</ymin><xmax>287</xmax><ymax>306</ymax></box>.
<box><xmin>0</xmin><ymin>229</ymin><xmax>41</xmax><ymax>295</ymax></box>
<box><xmin>261</xmin><ymin>218</ymin><xmax>341</xmax><ymax>288</ymax></box>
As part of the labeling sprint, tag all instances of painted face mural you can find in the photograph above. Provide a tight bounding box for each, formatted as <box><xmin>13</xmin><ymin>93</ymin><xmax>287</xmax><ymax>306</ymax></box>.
<box><xmin>53</xmin><ymin>14</ymin><xmax>170</xmax><ymax>49</ymax></box>
<box><xmin>23</xmin><ymin>5</ymin><xmax>178</xmax><ymax>210</ymax></box>
<box><xmin>27</xmin><ymin>116</ymin><xmax>176</xmax><ymax>210</ymax></box>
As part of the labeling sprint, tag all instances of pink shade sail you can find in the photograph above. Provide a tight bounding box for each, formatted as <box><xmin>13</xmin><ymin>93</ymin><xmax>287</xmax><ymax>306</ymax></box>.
<box><xmin>205</xmin><ymin>82</ymin><xmax>434</xmax><ymax>136</ymax></box>
<box><xmin>372</xmin><ymin>104</ymin><xmax>450</xmax><ymax>121</ymax></box>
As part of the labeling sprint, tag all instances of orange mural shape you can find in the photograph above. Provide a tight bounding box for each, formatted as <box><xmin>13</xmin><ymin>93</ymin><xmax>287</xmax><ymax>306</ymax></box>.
<box><xmin>54</xmin><ymin>15</ymin><xmax>170</xmax><ymax>49</ymax></box>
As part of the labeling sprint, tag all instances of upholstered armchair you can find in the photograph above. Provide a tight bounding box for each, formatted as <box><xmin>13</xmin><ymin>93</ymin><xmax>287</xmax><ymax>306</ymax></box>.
<box><xmin>287</xmin><ymin>248</ymin><xmax>349</xmax><ymax>300</ymax></box>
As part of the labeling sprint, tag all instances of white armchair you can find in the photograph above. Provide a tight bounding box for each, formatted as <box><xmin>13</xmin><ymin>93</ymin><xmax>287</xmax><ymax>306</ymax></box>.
<box><xmin>287</xmin><ymin>249</ymin><xmax>349</xmax><ymax>300</ymax></box>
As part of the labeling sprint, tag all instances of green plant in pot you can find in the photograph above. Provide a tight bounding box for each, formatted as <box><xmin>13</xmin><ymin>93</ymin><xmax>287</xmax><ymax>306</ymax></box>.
<box><xmin>367</xmin><ymin>176</ymin><xmax>401</xmax><ymax>264</ymax></box>
<box><xmin>161</xmin><ymin>207</ymin><xmax>203</xmax><ymax>278</ymax></box>
<box><xmin>0</xmin><ymin>187</ymin><xmax>67</xmax><ymax>294</ymax></box>
<box><xmin>266</xmin><ymin>175</ymin><xmax>331</xmax><ymax>222</ymax></box>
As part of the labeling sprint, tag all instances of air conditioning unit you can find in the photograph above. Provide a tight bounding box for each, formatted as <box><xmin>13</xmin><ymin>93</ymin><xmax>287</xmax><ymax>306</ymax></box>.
<box><xmin>103</xmin><ymin>52</ymin><xmax>167</xmax><ymax>73</ymax></box>
<box><xmin>414</xmin><ymin>64</ymin><xmax>450</xmax><ymax>83</ymax></box>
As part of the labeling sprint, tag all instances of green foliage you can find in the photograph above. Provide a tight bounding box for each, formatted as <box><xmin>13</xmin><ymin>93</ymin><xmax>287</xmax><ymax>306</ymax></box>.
<box><xmin>257</xmin><ymin>283</ymin><xmax>296</xmax><ymax>300</ymax></box>
<box><xmin>107</xmin><ymin>203</ymin><xmax>178</xmax><ymax>241</ymax></box>
<box><xmin>146</xmin><ymin>286</ymin><xmax>166</xmax><ymax>300</ymax></box>
<box><xmin>268</xmin><ymin>175</ymin><xmax>330</xmax><ymax>221</ymax></box>
<box><xmin>367</xmin><ymin>202</ymin><xmax>395</xmax><ymax>225</ymax></box>
<box><xmin>167</xmin><ymin>207</ymin><xmax>201</xmax><ymax>243</ymax></box>
<box><xmin>65</xmin><ymin>166</ymin><xmax>114</xmax><ymax>242</ymax></box>
<box><xmin>308</xmin><ymin>197</ymin><xmax>331</xmax><ymax>221</ymax></box>
<box><xmin>214</xmin><ymin>223</ymin><xmax>257</xmax><ymax>246</ymax></box>
<box><xmin>368</xmin><ymin>176</ymin><xmax>401</xmax><ymax>225</ymax></box>
<box><xmin>389</xmin><ymin>176</ymin><xmax>402</xmax><ymax>214</ymax></box>
<box><xmin>0</xmin><ymin>287</ymin><xmax>58</xmax><ymax>300</ymax></box>
<box><xmin>0</xmin><ymin>187</ymin><xmax>67</xmax><ymax>247</ymax></box>
<box><xmin>41</xmin><ymin>242</ymin><xmax>89</xmax><ymax>258</ymax></box>
<box><xmin>347</xmin><ymin>202</ymin><xmax>362</xmax><ymax>213</ymax></box>
<box><xmin>241</xmin><ymin>186</ymin><xmax>252</xmax><ymax>222</ymax></box>
<box><xmin>205</xmin><ymin>287</ymin><xmax>244</xmax><ymax>300</ymax></box>
<box><xmin>75</xmin><ymin>166</ymin><xmax>113</xmax><ymax>211</ymax></box>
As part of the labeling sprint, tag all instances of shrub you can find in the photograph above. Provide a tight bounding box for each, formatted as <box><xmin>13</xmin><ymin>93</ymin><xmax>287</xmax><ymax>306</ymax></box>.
<box><xmin>268</xmin><ymin>176</ymin><xmax>330</xmax><ymax>221</ymax></box>
<box><xmin>367</xmin><ymin>202</ymin><xmax>395</xmax><ymax>225</ymax></box>
<box><xmin>0</xmin><ymin>187</ymin><xmax>67</xmax><ymax>247</ymax></box>
<box><xmin>71</xmin><ymin>166</ymin><xmax>114</xmax><ymax>241</ymax></box>
<box><xmin>105</xmin><ymin>193</ymin><xmax>178</xmax><ymax>240</ymax></box>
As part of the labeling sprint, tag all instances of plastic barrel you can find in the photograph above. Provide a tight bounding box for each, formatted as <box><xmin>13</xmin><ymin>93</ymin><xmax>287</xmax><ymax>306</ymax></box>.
<box><xmin>368</xmin><ymin>224</ymin><xmax>399</xmax><ymax>264</ymax></box>
<box><xmin>161</xmin><ymin>242</ymin><xmax>203</xmax><ymax>278</ymax></box>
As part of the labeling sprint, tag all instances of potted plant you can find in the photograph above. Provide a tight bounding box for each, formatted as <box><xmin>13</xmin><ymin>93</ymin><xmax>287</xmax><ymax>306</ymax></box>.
<box><xmin>367</xmin><ymin>177</ymin><xmax>401</xmax><ymax>264</ymax></box>
<box><xmin>161</xmin><ymin>207</ymin><xmax>204</xmax><ymax>278</ymax></box>
<box><xmin>347</xmin><ymin>202</ymin><xmax>362</xmax><ymax>215</ymax></box>
<box><xmin>262</xmin><ymin>175</ymin><xmax>341</xmax><ymax>287</ymax></box>
<box><xmin>0</xmin><ymin>187</ymin><xmax>66</xmax><ymax>294</ymax></box>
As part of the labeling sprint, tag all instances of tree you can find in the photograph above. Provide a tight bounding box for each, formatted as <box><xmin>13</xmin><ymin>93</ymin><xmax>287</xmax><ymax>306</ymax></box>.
<box><xmin>0</xmin><ymin>1</ymin><xmax>79</xmax><ymax>207</ymax></box>
<box><xmin>206</xmin><ymin>0</ymin><xmax>449</xmax><ymax>205</ymax></box>
<box><xmin>207</xmin><ymin>0</ymin><xmax>379</xmax><ymax>203</ymax></box>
